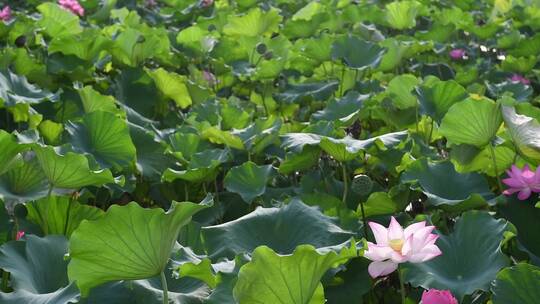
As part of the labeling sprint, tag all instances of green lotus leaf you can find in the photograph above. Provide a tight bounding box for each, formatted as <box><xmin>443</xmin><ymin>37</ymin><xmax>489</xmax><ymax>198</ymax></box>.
<box><xmin>48</xmin><ymin>29</ymin><xmax>111</xmax><ymax>61</ymax></box>
<box><xmin>223</xmin><ymin>161</ymin><xmax>274</xmax><ymax>203</ymax></box>
<box><xmin>319</xmin><ymin>131</ymin><xmax>408</xmax><ymax>162</ymax></box>
<box><xmin>439</xmin><ymin>97</ymin><xmax>502</xmax><ymax>147</ymax></box>
<box><xmin>387</xmin><ymin>74</ymin><xmax>420</xmax><ymax>109</ymax></box>
<box><xmin>385</xmin><ymin>1</ymin><xmax>420</xmax><ymax>30</ymax></box>
<box><xmin>0</xmin><ymin>201</ymin><xmax>10</xmax><ymax>245</ymax></box>
<box><xmin>233</xmin><ymin>243</ymin><xmax>357</xmax><ymax>304</ymax></box>
<box><xmin>233</xmin><ymin>117</ymin><xmax>282</xmax><ymax>154</ymax></box>
<box><xmin>279</xmin><ymin>145</ymin><xmax>321</xmax><ymax>175</ymax></box>
<box><xmin>417</xmin><ymin>79</ymin><xmax>468</xmax><ymax>122</ymax></box>
<box><xmin>312</xmin><ymin>91</ymin><xmax>367</xmax><ymax>126</ymax></box>
<box><xmin>501</xmin><ymin>56</ymin><xmax>537</xmax><ymax>73</ymax></box>
<box><xmin>0</xmin><ymin>130</ymin><xmax>28</xmax><ymax>175</ymax></box>
<box><xmin>0</xmin><ymin>70</ymin><xmax>59</xmax><ymax>106</ymax></box>
<box><xmin>66</xmin><ymin>111</ymin><xmax>137</xmax><ymax>170</ymax></box>
<box><xmin>324</xmin><ymin>258</ymin><xmax>372</xmax><ymax>304</ymax></box>
<box><xmin>331</xmin><ymin>36</ymin><xmax>386</xmax><ymax>70</ymax></box>
<box><xmin>202</xmin><ymin>199</ymin><xmax>354</xmax><ymax>259</ymax></box>
<box><xmin>450</xmin><ymin>144</ymin><xmax>514</xmax><ymax>177</ymax></box>
<box><xmin>38</xmin><ymin>120</ymin><xmax>64</xmax><ymax>145</ymax></box>
<box><xmin>403</xmin><ymin>211</ymin><xmax>509</xmax><ymax>300</ymax></box>
<box><xmin>0</xmin><ymin>158</ymin><xmax>49</xmax><ymax>203</ymax></box>
<box><xmin>78</xmin><ymin>86</ymin><xmax>123</xmax><ymax>115</ymax></box>
<box><xmin>37</xmin><ymin>3</ymin><xmax>82</xmax><ymax>38</ymax></box>
<box><xmin>223</xmin><ymin>8</ymin><xmax>282</xmax><ymax>37</ymax></box>
<box><xmin>68</xmin><ymin>199</ymin><xmax>211</xmax><ymax>296</ymax></box>
<box><xmin>502</xmin><ymin>105</ymin><xmax>540</xmax><ymax>162</ymax></box>
<box><xmin>274</xmin><ymin>81</ymin><xmax>339</xmax><ymax>104</ymax></box>
<box><xmin>163</xmin><ymin>149</ymin><xmax>230</xmax><ymax>183</ymax></box>
<box><xmin>0</xmin><ymin>235</ymin><xmax>80</xmax><ymax>304</ymax></box>
<box><xmin>147</xmin><ymin>68</ymin><xmax>192</xmax><ymax>109</ymax></box>
<box><xmin>491</xmin><ymin>264</ymin><xmax>540</xmax><ymax>304</ymax></box>
<box><xmin>130</xmin><ymin>124</ymin><xmax>175</xmax><ymax>181</ymax></box>
<box><xmin>362</xmin><ymin>185</ymin><xmax>410</xmax><ymax>217</ymax></box>
<box><xmin>486</xmin><ymin>81</ymin><xmax>532</xmax><ymax>102</ymax></box>
<box><xmin>25</xmin><ymin>196</ymin><xmax>104</xmax><ymax>237</ymax></box>
<box><xmin>34</xmin><ymin>145</ymin><xmax>114</xmax><ymax>189</ymax></box>
<box><xmin>401</xmin><ymin>159</ymin><xmax>495</xmax><ymax>212</ymax></box>
<box><xmin>498</xmin><ymin>196</ymin><xmax>540</xmax><ymax>257</ymax></box>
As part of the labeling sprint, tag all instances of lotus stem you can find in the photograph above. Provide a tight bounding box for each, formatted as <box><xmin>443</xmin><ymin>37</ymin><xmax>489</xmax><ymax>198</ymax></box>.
<box><xmin>398</xmin><ymin>266</ymin><xmax>406</xmax><ymax>304</ymax></box>
<box><xmin>63</xmin><ymin>195</ymin><xmax>73</xmax><ymax>236</ymax></box>
<box><xmin>359</xmin><ymin>200</ymin><xmax>369</xmax><ymax>240</ymax></box>
<box><xmin>341</xmin><ymin>164</ymin><xmax>348</xmax><ymax>204</ymax></box>
<box><xmin>488</xmin><ymin>143</ymin><xmax>503</xmax><ymax>191</ymax></box>
<box><xmin>43</xmin><ymin>184</ymin><xmax>53</xmax><ymax>235</ymax></box>
<box><xmin>160</xmin><ymin>271</ymin><xmax>169</xmax><ymax>304</ymax></box>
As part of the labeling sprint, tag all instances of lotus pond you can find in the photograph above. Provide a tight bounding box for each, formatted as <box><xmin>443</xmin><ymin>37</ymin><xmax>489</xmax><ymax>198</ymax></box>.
<box><xmin>0</xmin><ymin>0</ymin><xmax>539</xmax><ymax>303</ymax></box>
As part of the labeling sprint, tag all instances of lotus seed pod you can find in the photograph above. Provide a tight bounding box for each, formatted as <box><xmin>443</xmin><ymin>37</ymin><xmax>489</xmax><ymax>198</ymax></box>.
<box><xmin>256</xmin><ymin>43</ymin><xmax>267</xmax><ymax>54</ymax></box>
<box><xmin>263</xmin><ymin>51</ymin><xmax>273</xmax><ymax>60</ymax></box>
<box><xmin>352</xmin><ymin>174</ymin><xmax>373</xmax><ymax>195</ymax></box>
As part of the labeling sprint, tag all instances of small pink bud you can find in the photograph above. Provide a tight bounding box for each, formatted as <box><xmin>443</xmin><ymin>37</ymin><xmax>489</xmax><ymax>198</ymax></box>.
<box><xmin>201</xmin><ymin>0</ymin><xmax>214</xmax><ymax>8</ymax></box>
<box><xmin>509</xmin><ymin>74</ymin><xmax>531</xmax><ymax>85</ymax></box>
<box><xmin>16</xmin><ymin>231</ymin><xmax>25</xmax><ymax>241</ymax></box>
<box><xmin>421</xmin><ymin>289</ymin><xmax>458</xmax><ymax>304</ymax></box>
<box><xmin>203</xmin><ymin>70</ymin><xmax>217</xmax><ymax>86</ymax></box>
<box><xmin>0</xmin><ymin>6</ymin><xmax>12</xmax><ymax>22</ymax></box>
<box><xmin>58</xmin><ymin>0</ymin><xmax>85</xmax><ymax>17</ymax></box>
<box><xmin>449</xmin><ymin>48</ymin><xmax>466</xmax><ymax>60</ymax></box>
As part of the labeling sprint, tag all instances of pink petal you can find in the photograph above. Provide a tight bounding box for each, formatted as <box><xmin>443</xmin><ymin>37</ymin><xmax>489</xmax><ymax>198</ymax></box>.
<box><xmin>368</xmin><ymin>260</ymin><xmax>398</xmax><ymax>278</ymax></box>
<box><xmin>368</xmin><ymin>222</ymin><xmax>388</xmax><ymax>245</ymax></box>
<box><xmin>364</xmin><ymin>243</ymin><xmax>394</xmax><ymax>261</ymax></box>
<box><xmin>517</xmin><ymin>188</ymin><xmax>532</xmax><ymax>200</ymax></box>
<box><xmin>408</xmin><ymin>245</ymin><xmax>442</xmax><ymax>263</ymax></box>
<box><xmin>387</xmin><ymin>217</ymin><xmax>403</xmax><ymax>240</ymax></box>
<box><xmin>404</xmin><ymin>221</ymin><xmax>426</xmax><ymax>239</ymax></box>
<box><xmin>502</xmin><ymin>177</ymin><xmax>526</xmax><ymax>188</ymax></box>
<box><xmin>503</xmin><ymin>188</ymin><xmax>520</xmax><ymax>195</ymax></box>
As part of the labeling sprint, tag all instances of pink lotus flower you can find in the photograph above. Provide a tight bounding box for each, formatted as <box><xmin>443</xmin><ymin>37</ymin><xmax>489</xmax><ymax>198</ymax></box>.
<box><xmin>364</xmin><ymin>217</ymin><xmax>442</xmax><ymax>278</ymax></box>
<box><xmin>509</xmin><ymin>74</ymin><xmax>530</xmax><ymax>85</ymax></box>
<box><xmin>146</xmin><ymin>0</ymin><xmax>157</xmax><ymax>7</ymax></box>
<box><xmin>203</xmin><ymin>70</ymin><xmax>217</xmax><ymax>86</ymax></box>
<box><xmin>449</xmin><ymin>48</ymin><xmax>466</xmax><ymax>60</ymax></box>
<box><xmin>421</xmin><ymin>289</ymin><xmax>458</xmax><ymax>304</ymax></box>
<box><xmin>58</xmin><ymin>0</ymin><xmax>84</xmax><ymax>16</ymax></box>
<box><xmin>0</xmin><ymin>6</ymin><xmax>11</xmax><ymax>22</ymax></box>
<box><xmin>16</xmin><ymin>231</ymin><xmax>25</xmax><ymax>240</ymax></box>
<box><xmin>502</xmin><ymin>165</ymin><xmax>540</xmax><ymax>200</ymax></box>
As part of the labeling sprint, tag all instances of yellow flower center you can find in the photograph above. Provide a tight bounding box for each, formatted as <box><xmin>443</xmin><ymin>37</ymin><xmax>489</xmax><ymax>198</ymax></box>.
<box><xmin>388</xmin><ymin>239</ymin><xmax>404</xmax><ymax>252</ymax></box>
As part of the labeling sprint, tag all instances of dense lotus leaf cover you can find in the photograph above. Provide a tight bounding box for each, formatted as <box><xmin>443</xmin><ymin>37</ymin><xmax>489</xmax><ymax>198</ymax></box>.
<box><xmin>0</xmin><ymin>0</ymin><xmax>539</xmax><ymax>303</ymax></box>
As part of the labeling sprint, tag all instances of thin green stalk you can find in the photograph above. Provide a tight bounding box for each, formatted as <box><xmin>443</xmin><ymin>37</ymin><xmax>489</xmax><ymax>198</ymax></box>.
<box><xmin>184</xmin><ymin>183</ymin><xmax>189</xmax><ymax>201</ymax></box>
<box><xmin>341</xmin><ymin>164</ymin><xmax>348</xmax><ymax>204</ymax></box>
<box><xmin>261</xmin><ymin>82</ymin><xmax>269</xmax><ymax>117</ymax></box>
<box><xmin>339</xmin><ymin>66</ymin><xmax>346</xmax><ymax>96</ymax></box>
<box><xmin>489</xmin><ymin>143</ymin><xmax>503</xmax><ymax>191</ymax></box>
<box><xmin>415</xmin><ymin>104</ymin><xmax>419</xmax><ymax>134</ymax></box>
<box><xmin>160</xmin><ymin>271</ymin><xmax>169</xmax><ymax>304</ymax></box>
<box><xmin>359</xmin><ymin>200</ymin><xmax>369</xmax><ymax>240</ymax></box>
<box><xmin>398</xmin><ymin>266</ymin><xmax>406</xmax><ymax>304</ymax></box>
<box><xmin>63</xmin><ymin>195</ymin><xmax>73</xmax><ymax>236</ymax></box>
<box><xmin>43</xmin><ymin>185</ymin><xmax>53</xmax><ymax>235</ymax></box>
<box><xmin>426</xmin><ymin>118</ymin><xmax>434</xmax><ymax>144</ymax></box>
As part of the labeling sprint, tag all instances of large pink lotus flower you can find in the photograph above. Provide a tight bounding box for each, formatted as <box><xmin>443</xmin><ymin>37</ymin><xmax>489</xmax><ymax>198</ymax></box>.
<box><xmin>509</xmin><ymin>74</ymin><xmax>531</xmax><ymax>85</ymax></box>
<box><xmin>364</xmin><ymin>217</ymin><xmax>442</xmax><ymax>278</ymax></box>
<box><xmin>449</xmin><ymin>48</ymin><xmax>466</xmax><ymax>60</ymax></box>
<box><xmin>16</xmin><ymin>231</ymin><xmax>25</xmax><ymax>240</ymax></box>
<box><xmin>58</xmin><ymin>0</ymin><xmax>84</xmax><ymax>16</ymax></box>
<box><xmin>421</xmin><ymin>289</ymin><xmax>458</xmax><ymax>304</ymax></box>
<box><xmin>0</xmin><ymin>6</ymin><xmax>11</xmax><ymax>22</ymax></box>
<box><xmin>502</xmin><ymin>165</ymin><xmax>540</xmax><ymax>200</ymax></box>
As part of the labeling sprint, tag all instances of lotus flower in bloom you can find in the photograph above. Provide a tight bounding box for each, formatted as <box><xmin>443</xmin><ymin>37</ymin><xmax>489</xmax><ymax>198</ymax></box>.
<box><xmin>16</xmin><ymin>231</ymin><xmax>25</xmax><ymax>240</ymax></box>
<box><xmin>509</xmin><ymin>74</ymin><xmax>531</xmax><ymax>85</ymax></box>
<box><xmin>502</xmin><ymin>165</ymin><xmax>540</xmax><ymax>200</ymax></box>
<box><xmin>421</xmin><ymin>289</ymin><xmax>458</xmax><ymax>304</ymax></box>
<box><xmin>0</xmin><ymin>6</ymin><xmax>11</xmax><ymax>22</ymax></box>
<box><xmin>449</xmin><ymin>48</ymin><xmax>466</xmax><ymax>60</ymax></box>
<box><xmin>58</xmin><ymin>0</ymin><xmax>84</xmax><ymax>16</ymax></box>
<box><xmin>364</xmin><ymin>217</ymin><xmax>442</xmax><ymax>278</ymax></box>
<box><xmin>201</xmin><ymin>0</ymin><xmax>214</xmax><ymax>7</ymax></box>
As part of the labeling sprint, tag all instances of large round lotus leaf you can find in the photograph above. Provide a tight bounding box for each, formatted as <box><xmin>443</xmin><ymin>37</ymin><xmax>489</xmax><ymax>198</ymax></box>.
<box><xmin>439</xmin><ymin>97</ymin><xmax>502</xmax><ymax>147</ymax></box>
<box><xmin>0</xmin><ymin>235</ymin><xmax>80</xmax><ymax>304</ymax></box>
<box><xmin>233</xmin><ymin>244</ymin><xmax>357</xmax><ymax>304</ymax></box>
<box><xmin>233</xmin><ymin>117</ymin><xmax>282</xmax><ymax>153</ymax></box>
<box><xmin>68</xmin><ymin>200</ymin><xmax>211</xmax><ymax>296</ymax></box>
<box><xmin>324</xmin><ymin>258</ymin><xmax>372</xmax><ymax>304</ymax></box>
<box><xmin>403</xmin><ymin>211</ymin><xmax>509</xmax><ymax>300</ymax></box>
<box><xmin>37</xmin><ymin>3</ymin><xmax>82</xmax><ymax>38</ymax></box>
<box><xmin>385</xmin><ymin>1</ymin><xmax>420</xmax><ymax>30</ymax></box>
<box><xmin>163</xmin><ymin>149</ymin><xmax>230</xmax><ymax>183</ymax></box>
<box><xmin>25</xmin><ymin>195</ymin><xmax>104</xmax><ymax>237</ymax></box>
<box><xmin>401</xmin><ymin>159</ymin><xmax>495</xmax><ymax>211</ymax></box>
<box><xmin>0</xmin><ymin>130</ymin><xmax>28</xmax><ymax>175</ymax></box>
<box><xmin>223</xmin><ymin>161</ymin><xmax>274</xmax><ymax>204</ymax></box>
<box><xmin>77</xmin><ymin>86</ymin><xmax>123</xmax><ymax>115</ymax></box>
<box><xmin>331</xmin><ymin>36</ymin><xmax>386</xmax><ymax>70</ymax></box>
<box><xmin>66</xmin><ymin>110</ymin><xmax>136</xmax><ymax>170</ymax></box>
<box><xmin>130</xmin><ymin>123</ymin><xmax>175</xmax><ymax>181</ymax></box>
<box><xmin>498</xmin><ymin>196</ymin><xmax>540</xmax><ymax>257</ymax></box>
<box><xmin>0</xmin><ymin>69</ymin><xmax>59</xmax><ymax>106</ymax></box>
<box><xmin>386</xmin><ymin>74</ymin><xmax>420</xmax><ymax>109</ymax></box>
<box><xmin>147</xmin><ymin>68</ymin><xmax>192</xmax><ymax>109</ymax></box>
<box><xmin>202</xmin><ymin>199</ymin><xmax>354</xmax><ymax>259</ymax></box>
<box><xmin>491</xmin><ymin>264</ymin><xmax>540</xmax><ymax>304</ymax></box>
<box><xmin>0</xmin><ymin>158</ymin><xmax>49</xmax><ymax>203</ymax></box>
<box><xmin>274</xmin><ymin>81</ymin><xmax>339</xmax><ymax>104</ymax></box>
<box><xmin>502</xmin><ymin>105</ymin><xmax>540</xmax><ymax>162</ymax></box>
<box><xmin>279</xmin><ymin>145</ymin><xmax>321</xmax><ymax>175</ymax></box>
<box><xmin>34</xmin><ymin>146</ymin><xmax>114</xmax><ymax>189</ymax></box>
<box><xmin>416</xmin><ymin>79</ymin><xmax>468</xmax><ymax>122</ymax></box>
<box><xmin>311</xmin><ymin>91</ymin><xmax>367</xmax><ymax>126</ymax></box>
<box><xmin>223</xmin><ymin>8</ymin><xmax>282</xmax><ymax>37</ymax></box>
